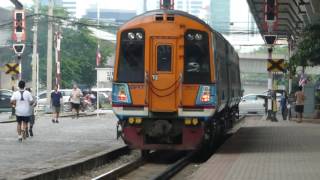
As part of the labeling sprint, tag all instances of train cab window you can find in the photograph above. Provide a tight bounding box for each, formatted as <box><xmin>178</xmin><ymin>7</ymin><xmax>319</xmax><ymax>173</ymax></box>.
<box><xmin>157</xmin><ymin>45</ymin><xmax>172</xmax><ymax>72</ymax></box>
<box><xmin>117</xmin><ymin>29</ymin><xmax>145</xmax><ymax>83</ymax></box>
<box><xmin>183</xmin><ymin>30</ymin><xmax>211</xmax><ymax>84</ymax></box>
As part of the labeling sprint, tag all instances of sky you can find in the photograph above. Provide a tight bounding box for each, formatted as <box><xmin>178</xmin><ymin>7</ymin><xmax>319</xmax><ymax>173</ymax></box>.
<box><xmin>0</xmin><ymin>0</ymin><xmax>264</xmax><ymax>52</ymax></box>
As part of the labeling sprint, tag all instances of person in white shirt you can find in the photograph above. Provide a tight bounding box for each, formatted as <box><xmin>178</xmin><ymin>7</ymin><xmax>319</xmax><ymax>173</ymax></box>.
<box><xmin>10</xmin><ymin>81</ymin><xmax>34</xmax><ymax>141</ymax></box>
<box><xmin>70</xmin><ymin>84</ymin><xmax>82</xmax><ymax>118</ymax></box>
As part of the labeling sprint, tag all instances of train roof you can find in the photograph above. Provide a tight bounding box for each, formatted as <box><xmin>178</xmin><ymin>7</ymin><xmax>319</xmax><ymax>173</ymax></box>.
<box><xmin>121</xmin><ymin>9</ymin><xmax>237</xmax><ymax>54</ymax></box>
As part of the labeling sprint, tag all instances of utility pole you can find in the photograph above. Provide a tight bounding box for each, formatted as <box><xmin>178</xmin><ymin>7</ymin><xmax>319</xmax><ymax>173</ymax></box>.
<box><xmin>46</xmin><ymin>0</ymin><xmax>53</xmax><ymax>105</ymax></box>
<box><xmin>266</xmin><ymin>47</ymin><xmax>277</xmax><ymax>122</ymax></box>
<box><xmin>54</xmin><ymin>30</ymin><xmax>62</xmax><ymax>89</ymax></box>
<box><xmin>32</xmin><ymin>0</ymin><xmax>39</xmax><ymax>96</ymax></box>
<box><xmin>96</xmin><ymin>0</ymin><xmax>100</xmax><ymax>116</ymax></box>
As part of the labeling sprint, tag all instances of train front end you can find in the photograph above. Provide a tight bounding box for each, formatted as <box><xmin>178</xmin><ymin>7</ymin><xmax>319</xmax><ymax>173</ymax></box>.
<box><xmin>112</xmin><ymin>10</ymin><xmax>216</xmax><ymax>150</ymax></box>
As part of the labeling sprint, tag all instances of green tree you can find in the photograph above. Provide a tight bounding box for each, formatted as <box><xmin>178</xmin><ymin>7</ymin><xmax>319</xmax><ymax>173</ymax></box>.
<box><xmin>0</xmin><ymin>6</ymin><xmax>115</xmax><ymax>89</ymax></box>
<box><xmin>289</xmin><ymin>24</ymin><xmax>320</xmax><ymax>75</ymax></box>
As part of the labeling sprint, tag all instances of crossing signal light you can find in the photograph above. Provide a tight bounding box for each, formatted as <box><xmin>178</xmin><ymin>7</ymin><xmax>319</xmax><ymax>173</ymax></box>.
<box><xmin>265</xmin><ymin>0</ymin><xmax>276</xmax><ymax>22</ymax></box>
<box><xmin>13</xmin><ymin>44</ymin><xmax>25</xmax><ymax>55</ymax></box>
<box><xmin>13</xmin><ymin>10</ymin><xmax>26</xmax><ymax>42</ymax></box>
<box><xmin>15</xmin><ymin>12</ymin><xmax>23</xmax><ymax>33</ymax></box>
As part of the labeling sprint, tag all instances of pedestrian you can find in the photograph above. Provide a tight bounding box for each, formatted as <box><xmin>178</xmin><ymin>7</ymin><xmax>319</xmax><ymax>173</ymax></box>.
<box><xmin>295</xmin><ymin>86</ymin><xmax>305</xmax><ymax>123</ymax></box>
<box><xmin>70</xmin><ymin>84</ymin><xmax>82</xmax><ymax>118</ymax></box>
<box><xmin>51</xmin><ymin>85</ymin><xmax>63</xmax><ymax>123</ymax></box>
<box><xmin>280</xmin><ymin>92</ymin><xmax>288</xmax><ymax>120</ymax></box>
<box><xmin>10</xmin><ymin>80</ymin><xmax>34</xmax><ymax>141</ymax></box>
<box><xmin>26</xmin><ymin>88</ymin><xmax>36</xmax><ymax>137</ymax></box>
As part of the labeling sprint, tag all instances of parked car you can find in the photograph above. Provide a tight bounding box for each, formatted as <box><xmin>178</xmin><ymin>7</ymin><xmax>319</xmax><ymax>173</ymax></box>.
<box><xmin>239</xmin><ymin>94</ymin><xmax>267</xmax><ymax>115</ymax></box>
<box><xmin>0</xmin><ymin>89</ymin><xmax>13</xmax><ymax>112</ymax></box>
<box><xmin>37</xmin><ymin>89</ymin><xmax>72</xmax><ymax>112</ymax></box>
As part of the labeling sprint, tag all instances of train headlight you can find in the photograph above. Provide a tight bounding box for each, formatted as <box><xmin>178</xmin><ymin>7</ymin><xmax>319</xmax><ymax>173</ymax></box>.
<box><xmin>135</xmin><ymin>117</ymin><xmax>142</xmax><ymax>124</ymax></box>
<box><xmin>128</xmin><ymin>117</ymin><xmax>135</xmax><ymax>124</ymax></box>
<box><xmin>128</xmin><ymin>32</ymin><xmax>135</xmax><ymax>40</ymax></box>
<box><xmin>184</xmin><ymin>118</ymin><xmax>192</xmax><ymax>125</ymax></box>
<box><xmin>136</xmin><ymin>32</ymin><xmax>143</xmax><ymax>40</ymax></box>
<box><xmin>192</xmin><ymin>118</ymin><xmax>199</xmax><ymax>125</ymax></box>
<box><xmin>195</xmin><ymin>33</ymin><xmax>202</xmax><ymax>40</ymax></box>
<box><xmin>186</xmin><ymin>34</ymin><xmax>194</xmax><ymax>41</ymax></box>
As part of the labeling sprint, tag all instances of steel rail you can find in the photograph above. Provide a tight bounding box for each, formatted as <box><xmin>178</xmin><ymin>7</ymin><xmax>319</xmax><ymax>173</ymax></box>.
<box><xmin>152</xmin><ymin>151</ymin><xmax>195</xmax><ymax>180</ymax></box>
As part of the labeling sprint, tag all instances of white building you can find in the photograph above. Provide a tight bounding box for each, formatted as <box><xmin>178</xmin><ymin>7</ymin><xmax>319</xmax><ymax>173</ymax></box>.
<box><xmin>60</xmin><ymin>0</ymin><xmax>77</xmax><ymax>17</ymax></box>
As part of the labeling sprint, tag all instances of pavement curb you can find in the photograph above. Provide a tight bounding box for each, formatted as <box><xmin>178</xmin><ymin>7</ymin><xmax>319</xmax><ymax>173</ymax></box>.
<box><xmin>19</xmin><ymin>146</ymin><xmax>130</xmax><ymax>180</ymax></box>
<box><xmin>0</xmin><ymin>111</ymin><xmax>112</xmax><ymax>123</ymax></box>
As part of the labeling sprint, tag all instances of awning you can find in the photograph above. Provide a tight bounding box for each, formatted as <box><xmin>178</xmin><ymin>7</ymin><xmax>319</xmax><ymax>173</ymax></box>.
<box><xmin>247</xmin><ymin>0</ymin><xmax>320</xmax><ymax>42</ymax></box>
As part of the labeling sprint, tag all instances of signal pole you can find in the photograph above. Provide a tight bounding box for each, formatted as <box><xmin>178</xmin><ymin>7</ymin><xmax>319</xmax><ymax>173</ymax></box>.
<box><xmin>46</xmin><ymin>0</ymin><xmax>53</xmax><ymax>105</ymax></box>
<box><xmin>54</xmin><ymin>30</ymin><xmax>62</xmax><ymax>89</ymax></box>
<box><xmin>32</xmin><ymin>0</ymin><xmax>39</xmax><ymax>96</ymax></box>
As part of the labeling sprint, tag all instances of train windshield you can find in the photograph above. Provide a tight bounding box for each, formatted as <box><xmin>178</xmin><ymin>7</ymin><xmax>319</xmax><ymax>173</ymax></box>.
<box><xmin>183</xmin><ymin>30</ymin><xmax>211</xmax><ymax>84</ymax></box>
<box><xmin>117</xmin><ymin>29</ymin><xmax>145</xmax><ymax>83</ymax></box>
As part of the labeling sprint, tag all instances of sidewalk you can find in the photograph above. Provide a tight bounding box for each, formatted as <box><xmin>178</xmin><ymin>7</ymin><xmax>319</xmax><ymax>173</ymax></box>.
<box><xmin>190</xmin><ymin>116</ymin><xmax>320</xmax><ymax>180</ymax></box>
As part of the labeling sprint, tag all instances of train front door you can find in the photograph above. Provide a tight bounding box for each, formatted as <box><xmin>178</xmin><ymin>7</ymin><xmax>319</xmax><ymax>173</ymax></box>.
<box><xmin>149</xmin><ymin>38</ymin><xmax>178</xmax><ymax>112</ymax></box>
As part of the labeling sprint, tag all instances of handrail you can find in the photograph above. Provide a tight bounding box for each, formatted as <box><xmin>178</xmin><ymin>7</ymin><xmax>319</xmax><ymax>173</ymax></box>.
<box><xmin>144</xmin><ymin>72</ymin><xmax>149</xmax><ymax>105</ymax></box>
<box><xmin>149</xmin><ymin>75</ymin><xmax>181</xmax><ymax>91</ymax></box>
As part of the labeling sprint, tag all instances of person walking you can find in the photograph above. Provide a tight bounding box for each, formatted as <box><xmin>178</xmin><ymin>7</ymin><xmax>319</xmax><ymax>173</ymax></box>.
<box><xmin>26</xmin><ymin>88</ymin><xmax>36</xmax><ymax>137</ymax></box>
<box><xmin>51</xmin><ymin>85</ymin><xmax>63</xmax><ymax>123</ymax></box>
<box><xmin>295</xmin><ymin>86</ymin><xmax>305</xmax><ymax>123</ymax></box>
<box><xmin>70</xmin><ymin>84</ymin><xmax>82</xmax><ymax>118</ymax></box>
<box><xmin>10</xmin><ymin>80</ymin><xmax>34</xmax><ymax>141</ymax></box>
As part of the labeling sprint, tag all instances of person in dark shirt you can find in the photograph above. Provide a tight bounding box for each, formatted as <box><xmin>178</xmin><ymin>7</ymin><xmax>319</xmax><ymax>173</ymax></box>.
<box><xmin>280</xmin><ymin>92</ymin><xmax>288</xmax><ymax>120</ymax></box>
<box><xmin>51</xmin><ymin>86</ymin><xmax>62</xmax><ymax>123</ymax></box>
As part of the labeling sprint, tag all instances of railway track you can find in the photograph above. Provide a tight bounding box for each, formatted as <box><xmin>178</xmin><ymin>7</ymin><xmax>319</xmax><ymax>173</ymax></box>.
<box><xmin>21</xmin><ymin>146</ymin><xmax>132</xmax><ymax>179</ymax></box>
<box><xmin>92</xmin><ymin>151</ymin><xmax>195</xmax><ymax>180</ymax></box>
<box><xmin>92</xmin><ymin>116</ymin><xmax>247</xmax><ymax>180</ymax></box>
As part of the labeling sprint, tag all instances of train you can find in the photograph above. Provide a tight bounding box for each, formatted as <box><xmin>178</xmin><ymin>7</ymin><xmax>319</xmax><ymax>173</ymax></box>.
<box><xmin>112</xmin><ymin>4</ymin><xmax>241</xmax><ymax>154</ymax></box>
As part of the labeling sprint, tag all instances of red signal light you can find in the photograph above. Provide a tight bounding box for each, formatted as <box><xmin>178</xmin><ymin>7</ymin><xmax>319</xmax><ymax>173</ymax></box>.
<box><xmin>201</xmin><ymin>93</ymin><xmax>210</xmax><ymax>103</ymax></box>
<box><xmin>13</xmin><ymin>9</ymin><xmax>26</xmax><ymax>42</ymax></box>
<box><xmin>118</xmin><ymin>91</ymin><xmax>127</xmax><ymax>101</ymax></box>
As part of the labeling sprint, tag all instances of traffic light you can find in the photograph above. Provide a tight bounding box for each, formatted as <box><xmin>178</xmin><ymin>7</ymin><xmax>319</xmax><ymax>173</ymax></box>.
<box><xmin>13</xmin><ymin>44</ymin><xmax>25</xmax><ymax>55</ymax></box>
<box><xmin>265</xmin><ymin>0</ymin><xmax>276</xmax><ymax>22</ymax></box>
<box><xmin>13</xmin><ymin>9</ymin><xmax>26</xmax><ymax>42</ymax></box>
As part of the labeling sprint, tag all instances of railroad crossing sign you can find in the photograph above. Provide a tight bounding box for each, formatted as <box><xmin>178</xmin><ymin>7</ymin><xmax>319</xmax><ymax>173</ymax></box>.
<box><xmin>267</xmin><ymin>59</ymin><xmax>285</xmax><ymax>72</ymax></box>
<box><xmin>4</xmin><ymin>63</ymin><xmax>20</xmax><ymax>75</ymax></box>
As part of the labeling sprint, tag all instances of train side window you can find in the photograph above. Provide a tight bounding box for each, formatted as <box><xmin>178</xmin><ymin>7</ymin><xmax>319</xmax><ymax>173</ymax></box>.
<box><xmin>157</xmin><ymin>45</ymin><xmax>172</xmax><ymax>72</ymax></box>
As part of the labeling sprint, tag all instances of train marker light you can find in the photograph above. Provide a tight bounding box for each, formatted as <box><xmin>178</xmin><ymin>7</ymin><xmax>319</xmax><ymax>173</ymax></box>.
<box><xmin>128</xmin><ymin>32</ymin><xmax>135</xmax><ymax>40</ymax></box>
<box><xmin>186</xmin><ymin>34</ymin><xmax>194</xmax><ymax>41</ymax></box>
<box><xmin>195</xmin><ymin>33</ymin><xmax>202</xmax><ymax>40</ymax></box>
<box><xmin>200</xmin><ymin>86</ymin><xmax>211</xmax><ymax>103</ymax></box>
<box><xmin>201</xmin><ymin>93</ymin><xmax>210</xmax><ymax>103</ymax></box>
<box><xmin>136</xmin><ymin>32</ymin><xmax>143</xmax><ymax>40</ymax></box>
<box><xmin>112</xmin><ymin>83</ymin><xmax>132</xmax><ymax>105</ymax></box>
<box><xmin>118</xmin><ymin>90</ymin><xmax>127</xmax><ymax>101</ymax></box>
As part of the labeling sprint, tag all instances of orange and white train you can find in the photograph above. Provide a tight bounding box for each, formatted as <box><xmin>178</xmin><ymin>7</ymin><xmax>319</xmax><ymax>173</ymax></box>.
<box><xmin>112</xmin><ymin>7</ymin><xmax>241</xmax><ymax>152</ymax></box>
